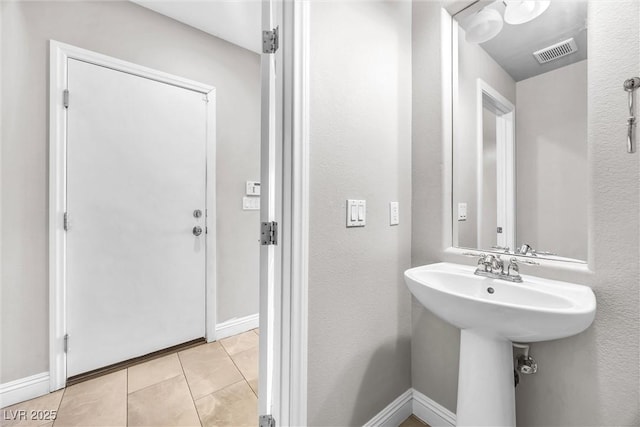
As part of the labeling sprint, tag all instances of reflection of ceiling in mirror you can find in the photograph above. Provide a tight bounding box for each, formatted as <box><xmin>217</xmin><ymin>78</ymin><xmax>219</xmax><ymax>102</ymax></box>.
<box><xmin>457</xmin><ymin>1</ymin><xmax>587</xmax><ymax>81</ymax></box>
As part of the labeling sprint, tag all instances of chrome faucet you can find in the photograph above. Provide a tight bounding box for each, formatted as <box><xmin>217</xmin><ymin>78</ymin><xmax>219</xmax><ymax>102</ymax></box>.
<box><xmin>517</xmin><ymin>243</ymin><xmax>556</xmax><ymax>257</ymax></box>
<box><xmin>475</xmin><ymin>254</ymin><xmax>522</xmax><ymax>283</ymax></box>
<box><xmin>507</xmin><ymin>257</ymin><xmax>519</xmax><ymax>276</ymax></box>
<box><xmin>517</xmin><ymin>244</ymin><xmax>533</xmax><ymax>256</ymax></box>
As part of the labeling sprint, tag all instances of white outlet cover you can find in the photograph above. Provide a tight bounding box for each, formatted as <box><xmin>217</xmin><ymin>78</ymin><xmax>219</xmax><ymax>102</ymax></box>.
<box><xmin>389</xmin><ymin>202</ymin><xmax>399</xmax><ymax>225</ymax></box>
<box><xmin>243</xmin><ymin>196</ymin><xmax>260</xmax><ymax>210</ymax></box>
<box><xmin>458</xmin><ymin>202</ymin><xmax>467</xmax><ymax>221</ymax></box>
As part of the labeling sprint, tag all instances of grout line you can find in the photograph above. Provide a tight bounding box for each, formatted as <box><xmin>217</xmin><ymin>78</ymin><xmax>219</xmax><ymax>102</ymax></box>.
<box><xmin>176</xmin><ymin>351</ymin><xmax>203</xmax><ymax>427</ymax></box>
<box><xmin>126</xmin><ymin>372</ymin><xmax>184</xmax><ymax>396</ymax></box>
<box><xmin>219</xmin><ymin>331</ymin><xmax>258</xmax><ymax>359</ymax></box>
<box><xmin>51</xmin><ymin>381</ymin><xmax>68</xmax><ymax>427</ymax></box>
<box><xmin>226</xmin><ymin>347</ymin><xmax>258</xmax><ymax>399</ymax></box>
<box><xmin>192</xmin><ymin>379</ymin><xmax>249</xmax><ymax>405</ymax></box>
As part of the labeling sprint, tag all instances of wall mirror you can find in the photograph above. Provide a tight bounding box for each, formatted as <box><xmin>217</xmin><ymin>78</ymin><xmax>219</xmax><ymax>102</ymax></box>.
<box><xmin>451</xmin><ymin>0</ymin><xmax>588</xmax><ymax>263</ymax></box>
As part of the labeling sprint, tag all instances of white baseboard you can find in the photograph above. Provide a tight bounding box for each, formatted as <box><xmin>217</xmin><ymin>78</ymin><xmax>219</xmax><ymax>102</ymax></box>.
<box><xmin>0</xmin><ymin>372</ymin><xmax>50</xmax><ymax>408</ymax></box>
<box><xmin>364</xmin><ymin>389</ymin><xmax>413</xmax><ymax>427</ymax></box>
<box><xmin>412</xmin><ymin>389</ymin><xmax>456</xmax><ymax>427</ymax></box>
<box><xmin>363</xmin><ymin>388</ymin><xmax>456</xmax><ymax>427</ymax></box>
<box><xmin>215</xmin><ymin>313</ymin><xmax>259</xmax><ymax>340</ymax></box>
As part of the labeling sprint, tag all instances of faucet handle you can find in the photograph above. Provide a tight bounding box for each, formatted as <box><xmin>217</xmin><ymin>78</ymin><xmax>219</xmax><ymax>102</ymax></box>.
<box><xmin>507</xmin><ymin>258</ymin><xmax>519</xmax><ymax>275</ymax></box>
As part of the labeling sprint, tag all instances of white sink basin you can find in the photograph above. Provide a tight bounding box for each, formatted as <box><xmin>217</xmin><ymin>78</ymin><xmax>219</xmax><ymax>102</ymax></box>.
<box><xmin>405</xmin><ymin>262</ymin><xmax>596</xmax><ymax>426</ymax></box>
<box><xmin>404</xmin><ymin>262</ymin><xmax>596</xmax><ymax>342</ymax></box>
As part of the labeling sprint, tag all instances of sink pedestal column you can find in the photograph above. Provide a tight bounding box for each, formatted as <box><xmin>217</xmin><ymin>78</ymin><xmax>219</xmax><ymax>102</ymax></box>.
<box><xmin>456</xmin><ymin>330</ymin><xmax>515</xmax><ymax>426</ymax></box>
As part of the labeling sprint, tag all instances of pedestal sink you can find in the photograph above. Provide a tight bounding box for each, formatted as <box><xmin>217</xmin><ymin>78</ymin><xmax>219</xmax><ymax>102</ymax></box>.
<box><xmin>404</xmin><ymin>262</ymin><xmax>596</xmax><ymax>426</ymax></box>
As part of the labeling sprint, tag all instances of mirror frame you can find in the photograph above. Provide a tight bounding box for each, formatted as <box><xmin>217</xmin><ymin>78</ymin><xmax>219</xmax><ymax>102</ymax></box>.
<box><xmin>440</xmin><ymin>4</ymin><xmax>591</xmax><ymax>271</ymax></box>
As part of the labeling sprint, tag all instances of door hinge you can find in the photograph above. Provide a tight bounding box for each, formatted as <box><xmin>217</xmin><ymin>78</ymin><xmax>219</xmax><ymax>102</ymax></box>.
<box><xmin>64</xmin><ymin>334</ymin><xmax>69</xmax><ymax>353</ymax></box>
<box><xmin>63</xmin><ymin>89</ymin><xmax>69</xmax><ymax>108</ymax></box>
<box><xmin>259</xmin><ymin>415</ymin><xmax>275</xmax><ymax>427</ymax></box>
<box><xmin>262</xmin><ymin>27</ymin><xmax>279</xmax><ymax>54</ymax></box>
<box><xmin>261</xmin><ymin>221</ymin><xmax>278</xmax><ymax>245</ymax></box>
<box><xmin>63</xmin><ymin>212</ymin><xmax>70</xmax><ymax>231</ymax></box>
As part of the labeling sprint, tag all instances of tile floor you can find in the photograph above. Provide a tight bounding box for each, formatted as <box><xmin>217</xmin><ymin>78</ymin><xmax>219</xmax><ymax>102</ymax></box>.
<box><xmin>1</xmin><ymin>330</ymin><xmax>259</xmax><ymax>427</ymax></box>
<box><xmin>399</xmin><ymin>415</ymin><xmax>429</xmax><ymax>427</ymax></box>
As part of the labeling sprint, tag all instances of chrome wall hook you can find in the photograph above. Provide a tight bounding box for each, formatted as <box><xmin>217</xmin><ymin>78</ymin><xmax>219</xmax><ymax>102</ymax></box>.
<box><xmin>624</xmin><ymin>77</ymin><xmax>640</xmax><ymax>153</ymax></box>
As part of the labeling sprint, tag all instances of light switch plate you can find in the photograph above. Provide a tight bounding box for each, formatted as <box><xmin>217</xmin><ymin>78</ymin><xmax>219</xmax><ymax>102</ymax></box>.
<box><xmin>458</xmin><ymin>202</ymin><xmax>467</xmax><ymax>221</ymax></box>
<box><xmin>243</xmin><ymin>196</ymin><xmax>260</xmax><ymax>210</ymax></box>
<box><xmin>347</xmin><ymin>199</ymin><xmax>366</xmax><ymax>227</ymax></box>
<box><xmin>246</xmin><ymin>181</ymin><xmax>261</xmax><ymax>196</ymax></box>
<box><xmin>389</xmin><ymin>202</ymin><xmax>399</xmax><ymax>225</ymax></box>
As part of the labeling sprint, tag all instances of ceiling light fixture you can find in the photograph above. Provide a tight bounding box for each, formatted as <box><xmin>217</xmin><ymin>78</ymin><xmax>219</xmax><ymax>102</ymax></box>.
<box><xmin>503</xmin><ymin>0</ymin><xmax>551</xmax><ymax>25</ymax></box>
<box><xmin>465</xmin><ymin>8</ymin><xmax>504</xmax><ymax>44</ymax></box>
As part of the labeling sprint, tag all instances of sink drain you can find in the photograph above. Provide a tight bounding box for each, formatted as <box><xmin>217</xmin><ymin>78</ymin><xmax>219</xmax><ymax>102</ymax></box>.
<box><xmin>487</xmin><ymin>287</ymin><xmax>495</xmax><ymax>294</ymax></box>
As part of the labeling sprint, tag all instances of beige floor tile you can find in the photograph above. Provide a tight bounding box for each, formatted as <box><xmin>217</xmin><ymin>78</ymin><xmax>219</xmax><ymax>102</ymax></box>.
<box><xmin>399</xmin><ymin>415</ymin><xmax>430</xmax><ymax>427</ymax></box>
<box><xmin>230</xmin><ymin>347</ymin><xmax>258</xmax><ymax>396</ymax></box>
<box><xmin>252</xmin><ymin>328</ymin><xmax>259</xmax><ymax>336</ymax></box>
<box><xmin>179</xmin><ymin>342</ymin><xmax>244</xmax><ymax>400</ymax></box>
<box><xmin>54</xmin><ymin>370</ymin><xmax>126</xmax><ymax>427</ymax></box>
<box><xmin>1</xmin><ymin>391</ymin><xmax>63</xmax><ymax>427</ymax></box>
<box><xmin>128</xmin><ymin>375</ymin><xmax>200</xmax><ymax>427</ymax></box>
<box><xmin>194</xmin><ymin>381</ymin><xmax>257</xmax><ymax>427</ymax></box>
<box><xmin>127</xmin><ymin>353</ymin><xmax>183</xmax><ymax>394</ymax></box>
<box><xmin>220</xmin><ymin>332</ymin><xmax>258</xmax><ymax>356</ymax></box>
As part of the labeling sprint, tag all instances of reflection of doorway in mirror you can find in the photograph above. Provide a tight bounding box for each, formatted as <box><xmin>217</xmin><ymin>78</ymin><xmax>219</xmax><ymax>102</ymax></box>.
<box><xmin>476</xmin><ymin>79</ymin><xmax>515</xmax><ymax>252</ymax></box>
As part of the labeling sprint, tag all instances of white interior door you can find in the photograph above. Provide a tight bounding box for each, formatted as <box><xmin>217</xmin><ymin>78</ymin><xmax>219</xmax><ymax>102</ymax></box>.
<box><xmin>66</xmin><ymin>59</ymin><xmax>207</xmax><ymax>377</ymax></box>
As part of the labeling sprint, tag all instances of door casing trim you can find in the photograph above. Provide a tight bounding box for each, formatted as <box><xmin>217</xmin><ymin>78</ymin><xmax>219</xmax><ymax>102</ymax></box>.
<box><xmin>48</xmin><ymin>40</ymin><xmax>217</xmax><ymax>391</ymax></box>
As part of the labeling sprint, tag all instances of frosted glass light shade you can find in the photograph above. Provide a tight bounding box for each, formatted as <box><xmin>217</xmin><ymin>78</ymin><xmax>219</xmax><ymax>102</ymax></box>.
<box><xmin>465</xmin><ymin>8</ymin><xmax>504</xmax><ymax>44</ymax></box>
<box><xmin>504</xmin><ymin>1</ymin><xmax>551</xmax><ymax>25</ymax></box>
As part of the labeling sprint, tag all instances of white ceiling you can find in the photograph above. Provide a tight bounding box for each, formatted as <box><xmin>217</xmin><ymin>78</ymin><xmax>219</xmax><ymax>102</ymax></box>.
<box><xmin>457</xmin><ymin>1</ymin><xmax>588</xmax><ymax>81</ymax></box>
<box><xmin>131</xmin><ymin>0</ymin><xmax>262</xmax><ymax>54</ymax></box>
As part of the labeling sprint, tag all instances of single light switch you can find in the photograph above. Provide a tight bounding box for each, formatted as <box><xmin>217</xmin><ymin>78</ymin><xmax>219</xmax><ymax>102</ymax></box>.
<box><xmin>246</xmin><ymin>181</ymin><xmax>261</xmax><ymax>196</ymax></box>
<box><xmin>389</xmin><ymin>202</ymin><xmax>399</xmax><ymax>225</ymax></box>
<box><xmin>346</xmin><ymin>199</ymin><xmax>366</xmax><ymax>227</ymax></box>
<box><xmin>458</xmin><ymin>202</ymin><xmax>467</xmax><ymax>221</ymax></box>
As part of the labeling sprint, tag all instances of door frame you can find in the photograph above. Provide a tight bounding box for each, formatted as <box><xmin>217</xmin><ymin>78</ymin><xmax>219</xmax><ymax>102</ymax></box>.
<box><xmin>48</xmin><ymin>40</ymin><xmax>217</xmax><ymax>391</ymax></box>
<box><xmin>261</xmin><ymin>1</ymin><xmax>309</xmax><ymax>424</ymax></box>
<box><xmin>475</xmin><ymin>78</ymin><xmax>516</xmax><ymax>251</ymax></box>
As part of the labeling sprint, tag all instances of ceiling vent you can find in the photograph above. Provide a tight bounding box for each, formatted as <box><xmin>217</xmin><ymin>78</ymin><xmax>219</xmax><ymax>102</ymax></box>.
<box><xmin>533</xmin><ymin>38</ymin><xmax>578</xmax><ymax>64</ymax></box>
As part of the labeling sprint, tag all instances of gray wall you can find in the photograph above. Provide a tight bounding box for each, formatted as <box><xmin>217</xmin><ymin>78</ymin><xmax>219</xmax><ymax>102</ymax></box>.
<box><xmin>412</xmin><ymin>1</ymin><xmax>639</xmax><ymax>424</ymax></box>
<box><xmin>515</xmin><ymin>3</ymin><xmax>639</xmax><ymax>424</ymax></box>
<box><xmin>307</xmin><ymin>1</ymin><xmax>413</xmax><ymax>425</ymax></box>
<box><xmin>1</xmin><ymin>1</ymin><xmax>260</xmax><ymax>383</ymax></box>
<box><xmin>411</xmin><ymin>1</ymin><xmax>460</xmax><ymax>412</ymax></box>
<box><xmin>516</xmin><ymin>60</ymin><xmax>588</xmax><ymax>261</ymax></box>
<box><xmin>453</xmin><ymin>25</ymin><xmax>516</xmax><ymax>249</ymax></box>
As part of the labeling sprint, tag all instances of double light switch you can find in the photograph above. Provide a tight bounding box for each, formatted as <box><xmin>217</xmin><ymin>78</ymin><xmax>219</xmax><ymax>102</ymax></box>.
<box><xmin>346</xmin><ymin>200</ymin><xmax>366</xmax><ymax>227</ymax></box>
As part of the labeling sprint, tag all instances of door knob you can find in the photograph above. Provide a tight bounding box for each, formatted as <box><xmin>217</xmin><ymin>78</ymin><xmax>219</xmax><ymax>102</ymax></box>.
<box><xmin>192</xmin><ymin>226</ymin><xmax>203</xmax><ymax>236</ymax></box>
